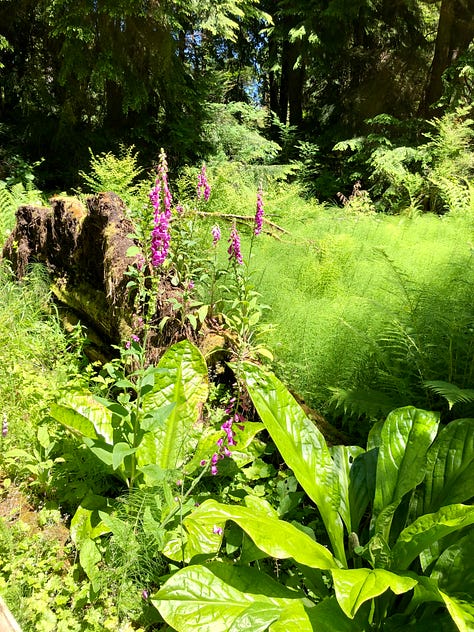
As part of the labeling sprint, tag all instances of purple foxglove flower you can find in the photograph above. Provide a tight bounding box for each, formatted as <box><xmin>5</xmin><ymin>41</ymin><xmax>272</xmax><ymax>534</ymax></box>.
<box><xmin>211</xmin><ymin>224</ymin><xmax>221</xmax><ymax>247</ymax></box>
<box><xmin>149</xmin><ymin>149</ymin><xmax>173</xmax><ymax>266</ymax></box>
<box><xmin>151</xmin><ymin>211</ymin><xmax>171</xmax><ymax>266</ymax></box>
<box><xmin>254</xmin><ymin>184</ymin><xmax>264</xmax><ymax>235</ymax></box>
<box><xmin>197</xmin><ymin>164</ymin><xmax>211</xmax><ymax>201</ymax></box>
<box><xmin>227</xmin><ymin>224</ymin><xmax>243</xmax><ymax>265</ymax></box>
<box><xmin>213</xmin><ymin>526</ymin><xmax>223</xmax><ymax>535</ymax></box>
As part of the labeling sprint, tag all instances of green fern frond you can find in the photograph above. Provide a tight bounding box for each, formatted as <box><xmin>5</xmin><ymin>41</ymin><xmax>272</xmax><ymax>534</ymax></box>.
<box><xmin>0</xmin><ymin>184</ymin><xmax>14</xmax><ymax>236</ymax></box>
<box><xmin>328</xmin><ymin>386</ymin><xmax>397</xmax><ymax>419</ymax></box>
<box><xmin>428</xmin><ymin>175</ymin><xmax>472</xmax><ymax>214</ymax></box>
<box><xmin>424</xmin><ymin>380</ymin><xmax>474</xmax><ymax>409</ymax></box>
<box><xmin>333</xmin><ymin>137</ymin><xmax>365</xmax><ymax>152</ymax></box>
<box><xmin>79</xmin><ymin>145</ymin><xmax>144</xmax><ymax>205</ymax></box>
<box><xmin>0</xmin><ymin>182</ymin><xmax>44</xmax><ymax>242</ymax></box>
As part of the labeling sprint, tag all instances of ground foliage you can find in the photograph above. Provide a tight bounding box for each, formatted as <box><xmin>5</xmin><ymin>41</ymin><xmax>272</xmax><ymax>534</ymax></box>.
<box><xmin>0</xmin><ymin>143</ymin><xmax>473</xmax><ymax>630</ymax></box>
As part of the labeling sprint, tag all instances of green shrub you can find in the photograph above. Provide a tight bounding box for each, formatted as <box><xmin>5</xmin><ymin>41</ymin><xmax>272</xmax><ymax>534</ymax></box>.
<box><xmin>202</xmin><ymin>102</ymin><xmax>281</xmax><ymax>164</ymax></box>
<box><xmin>78</xmin><ymin>144</ymin><xmax>145</xmax><ymax>208</ymax></box>
<box><xmin>332</xmin><ymin>107</ymin><xmax>474</xmax><ymax>214</ymax></box>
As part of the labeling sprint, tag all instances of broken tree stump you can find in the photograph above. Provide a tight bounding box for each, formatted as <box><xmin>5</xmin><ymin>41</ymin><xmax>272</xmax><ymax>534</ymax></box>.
<box><xmin>1</xmin><ymin>192</ymin><xmax>189</xmax><ymax>358</ymax></box>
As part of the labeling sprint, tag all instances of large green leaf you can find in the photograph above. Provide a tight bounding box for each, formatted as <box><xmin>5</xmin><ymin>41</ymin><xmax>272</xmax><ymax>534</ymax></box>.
<box><xmin>137</xmin><ymin>341</ymin><xmax>209</xmax><ymax>470</ymax></box>
<box><xmin>152</xmin><ymin>562</ymin><xmax>313</xmax><ymax>632</ymax></box>
<box><xmin>349</xmin><ymin>448</ymin><xmax>378</xmax><ymax>535</ymax></box>
<box><xmin>430</xmin><ymin>529</ymin><xmax>474</xmax><ymax>597</ymax></box>
<box><xmin>69</xmin><ymin>493</ymin><xmax>114</xmax><ymax>547</ymax></box>
<box><xmin>331</xmin><ymin>445</ymin><xmax>365</xmax><ymax>534</ymax></box>
<box><xmin>50</xmin><ymin>393</ymin><xmax>115</xmax><ymax>444</ymax></box>
<box><xmin>391</xmin><ymin>504</ymin><xmax>474</xmax><ymax>570</ymax></box>
<box><xmin>413</xmin><ymin>576</ymin><xmax>474</xmax><ymax>632</ymax></box>
<box><xmin>374</xmin><ymin>407</ymin><xmax>439</xmax><ymax>540</ymax></box>
<box><xmin>332</xmin><ymin>568</ymin><xmax>417</xmax><ymax>619</ymax></box>
<box><xmin>440</xmin><ymin>593</ymin><xmax>474</xmax><ymax>632</ymax></box>
<box><xmin>179</xmin><ymin>499</ymin><xmax>339</xmax><ymax>569</ymax></box>
<box><xmin>241</xmin><ymin>362</ymin><xmax>346</xmax><ymax>565</ymax></box>
<box><xmin>421</xmin><ymin>418</ymin><xmax>474</xmax><ymax>515</ymax></box>
<box><xmin>305</xmin><ymin>596</ymin><xmax>367</xmax><ymax>632</ymax></box>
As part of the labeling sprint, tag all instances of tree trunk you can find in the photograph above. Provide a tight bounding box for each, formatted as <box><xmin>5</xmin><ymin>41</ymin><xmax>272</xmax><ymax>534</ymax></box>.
<box><xmin>279</xmin><ymin>38</ymin><xmax>305</xmax><ymax>128</ymax></box>
<box><xmin>420</xmin><ymin>0</ymin><xmax>474</xmax><ymax>116</ymax></box>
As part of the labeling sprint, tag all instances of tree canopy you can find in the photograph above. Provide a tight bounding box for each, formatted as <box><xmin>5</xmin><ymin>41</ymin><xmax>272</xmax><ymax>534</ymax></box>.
<box><xmin>0</xmin><ymin>0</ymin><xmax>473</xmax><ymax>188</ymax></box>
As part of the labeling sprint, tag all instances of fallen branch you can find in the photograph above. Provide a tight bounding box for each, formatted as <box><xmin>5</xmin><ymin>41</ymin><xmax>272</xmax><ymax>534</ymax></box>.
<box><xmin>196</xmin><ymin>211</ymin><xmax>289</xmax><ymax>234</ymax></box>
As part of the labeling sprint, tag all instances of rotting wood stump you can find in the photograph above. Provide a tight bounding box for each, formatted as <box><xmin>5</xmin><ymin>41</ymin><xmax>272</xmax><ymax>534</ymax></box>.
<box><xmin>1</xmin><ymin>192</ymin><xmax>195</xmax><ymax>361</ymax></box>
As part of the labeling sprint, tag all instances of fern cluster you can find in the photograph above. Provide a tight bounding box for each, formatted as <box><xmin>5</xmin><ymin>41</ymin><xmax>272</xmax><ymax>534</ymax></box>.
<box><xmin>0</xmin><ymin>181</ymin><xmax>45</xmax><ymax>243</ymax></box>
<box><xmin>78</xmin><ymin>144</ymin><xmax>146</xmax><ymax>210</ymax></box>
<box><xmin>333</xmin><ymin>106</ymin><xmax>474</xmax><ymax>215</ymax></box>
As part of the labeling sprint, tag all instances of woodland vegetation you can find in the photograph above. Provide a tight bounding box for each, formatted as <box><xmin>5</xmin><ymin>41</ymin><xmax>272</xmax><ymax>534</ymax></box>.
<box><xmin>0</xmin><ymin>1</ymin><xmax>474</xmax><ymax>631</ymax></box>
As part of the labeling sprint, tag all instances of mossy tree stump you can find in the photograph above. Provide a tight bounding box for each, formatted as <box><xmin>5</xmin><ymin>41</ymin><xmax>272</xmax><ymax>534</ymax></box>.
<box><xmin>1</xmin><ymin>192</ymin><xmax>188</xmax><ymax>358</ymax></box>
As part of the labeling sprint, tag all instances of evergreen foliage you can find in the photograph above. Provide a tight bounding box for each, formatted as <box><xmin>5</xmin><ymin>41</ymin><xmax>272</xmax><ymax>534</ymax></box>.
<box><xmin>78</xmin><ymin>145</ymin><xmax>145</xmax><ymax>207</ymax></box>
<box><xmin>1</xmin><ymin>1</ymin><xmax>473</xmax><ymax>190</ymax></box>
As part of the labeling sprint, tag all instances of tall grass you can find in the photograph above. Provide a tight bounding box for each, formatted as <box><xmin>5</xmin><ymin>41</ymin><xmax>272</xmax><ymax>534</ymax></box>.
<box><xmin>238</xmin><ymin>185</ymin><xmax>474</xmax><ymax>434</ymax></box>
<box><xmin>0</xmin><ymin>263</ymin><xmax>74</xmax><ymax>458</ymax></box>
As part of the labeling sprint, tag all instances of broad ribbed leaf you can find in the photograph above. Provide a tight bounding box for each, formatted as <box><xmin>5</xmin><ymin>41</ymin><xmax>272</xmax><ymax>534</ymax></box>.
<box><xmin>305</xmin><ymin>596</ymin><xmax>366</xmax><ymax>632</ymax></box>
<box><xmin>152</xmin><ymin>562</ymin><xmax>312</xmax><ymax>632</ymax></box>
<box><xmin>331</xmin><ymin>445</ymin><xmax>365</xmax><ymax>534</ymax></box>
<box><xmin>440</xmin><ymin>592</ymin><xmax>474</xmax><ymax>632</ymax></box>
<box><xmin>422</xmin><ymin>418</ymin><xmax>474</xmax><ymax>514</ymax></box>
<box><xmin>412</xmin><ymin>576</ymin><xmax>474</xmax><ymax>632</ymax></box>
<box><xmin>137</xmin><ymin>341</ymin><xmax>208</xmax><ymax>470</ymax></box>
<box><xmin>431</xmin><ymin>530</ymin><xmax>474</xmax><ymax>596</ymax></box>
<box><xmin>242</xmin><ymin>362</ymin><xmax>346</xmax><ymax>565</ymax></box>
<box><xmin>69</xmin><ymin>494</ymin><xmax>113</xmax><ymax>546</ymax></box>
<box><xmin>374</xmin><ymin>407</ymin><xmax>439</xmax><ymax>540</ymax></box>
<box><xmin>391</xmin><ymin>504</ymin><xmax>474</xmax><ymax>569</ymax></box>
<box><xmin>349</xmin><ymin>448</ymin><xmax>378</xmax><ymax>534</ymax></box>
<box><xmin>181</xmin><ymin>499</ymin><xmax>338</xmax><ymax>569</ymax></box>
<box><xmin>50</xmin><ymin>393</ymin><xmax>114</xmax><ymax>444</ymax></box>
<box><xmin>332</xmin><ymin>568</ymin><xmax>417</xmax><ymax>619</ymax></box>
<box><xmin>269</xmin><ymin>601</ymin><xmax>320</xmax><ymax>632</ymax></box>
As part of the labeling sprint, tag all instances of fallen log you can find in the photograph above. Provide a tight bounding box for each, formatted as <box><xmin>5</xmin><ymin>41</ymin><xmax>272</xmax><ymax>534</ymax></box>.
<box><xmin>1</xmin><ymin>192</ymin><xmax>191</xmax><ymax>361</ymax></box>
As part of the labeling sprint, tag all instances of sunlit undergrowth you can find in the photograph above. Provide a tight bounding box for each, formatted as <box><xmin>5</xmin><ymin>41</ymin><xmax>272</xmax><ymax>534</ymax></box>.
<box><xmin>0</xmin><ymin>264</ymin><xmax>73</xmax><ymax>447</ymax></box>
<box><xmin>0</xmin><ymin>264</ymin><xmax>110</xmax><ymax>501</ymax></box>
<box><xmin>242</xmin><ymin>187</ymin><xmax>474</xmax><ymax>434</ymax></box>
<box><xmin>0</xmin><ymin>151</ymin><xmax>473</xmax><ymax>630</ymax></box>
